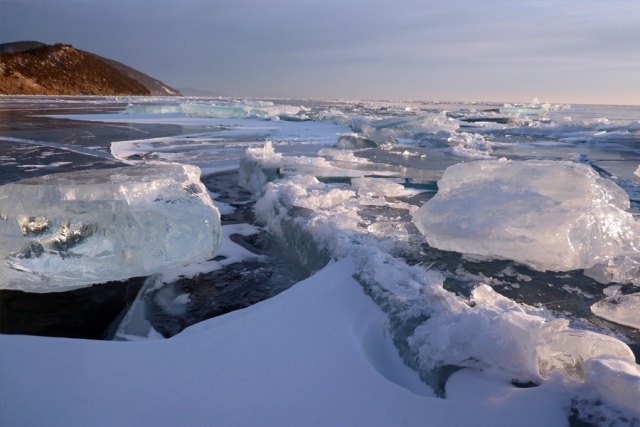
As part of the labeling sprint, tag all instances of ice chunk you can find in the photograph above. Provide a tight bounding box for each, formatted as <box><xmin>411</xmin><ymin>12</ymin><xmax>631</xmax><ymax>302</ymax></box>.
<box><xmin>536</xmin><ymin>320</ymin><xmax>635</xmax><ymax>381</ymax></box>
<box><xmin>0</xmin><ymin>164</ymin><xmax>221</xmax><ymax>292</ymax></box>
<box><xmin>635</xmin><ymin>165</ymin><xmax>640</xmax><ymax>178</ymax></box>
<box><xmin>413</xmin><ymin>160</ymin><xmax>640</xmax><ymax>272</ymax></box>
<box><xmin>410</xmin><ymin>285</ymin><xmax>636</xmax><ymax>383</ymax></box>
<box><xmin>337</xmin><ymin>133</ymin><xmax>377</xmax><ymax>149</ymax></box>
<box><xmin>585</xmin><ymin>358</ymin><xmax>640</xmax><ymax>418</ymax></box>
<box><xmin>238</xmin><ymin>142</ymin><xmax>283</xmax><ymax>195</ymax></box>
<box><xmin>584</xmin><ymin>254</ymin><xmax>640</xmax><ymax>286</ymax></box>
<box><xmin>419</xmin><ymin>132</ymin><xmax>493</xmax><ymax>159</ymax></box>
<box><xmin>353</xmin><ymin>114</ymin><xmax>459</xmax><ymax>143</ymax></box>
<box><xmin>125</xmin><ymin>104</ymin><xmax>183</xmax><ymax>115</ymax></box>
<box><xmin>591</xmin><ymin>293</ymin><xmax>640</xmax><ymax>329</ymax></box>
<box><xmin>181</xmin><ymin>102</ymin><xmax>300</xmax><ymax>120</ymax></box>
<box><xmin>500</xmin><ymin>103</ymin><xmax>549</xmax><ymax>115</ymax></box>
<box><xmin>351</xmin><ymin>177</ymin><xmax>405</xmax><ymax>198</ymax></box>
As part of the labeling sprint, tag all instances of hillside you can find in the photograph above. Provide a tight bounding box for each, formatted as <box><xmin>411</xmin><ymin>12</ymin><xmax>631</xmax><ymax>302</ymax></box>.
<box><xmin>81</xmin><ymin>51</ymin><xmax>181</xmax><ymax>96</ymax></box>
<box><xmin>0</xmin><ymin>42</ymin><xmax>181</xmax><ymax>96</ymax></box>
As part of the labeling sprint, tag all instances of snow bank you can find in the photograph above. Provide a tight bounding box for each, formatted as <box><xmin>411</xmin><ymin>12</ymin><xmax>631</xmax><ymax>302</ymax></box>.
<box><xmin>413</xmin><ymin>159</ymin><xmax>640</xmax><ymax>272</ymax></box>
<box><xmin>0</xmin><ymin>164</ymin><xmax>221</xmax><ymax>292</ymax></box>
<box><xmin>0</xmin><ymin>258</ymin><xmax>574</xmax><ymax>427</ymax></box>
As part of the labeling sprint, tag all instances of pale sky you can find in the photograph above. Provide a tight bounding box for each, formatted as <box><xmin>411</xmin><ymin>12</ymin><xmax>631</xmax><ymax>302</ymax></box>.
<box><xmin>2</xmin><ymin>0</ymin><xmax>639</xmax><ymax>104</ymax></box>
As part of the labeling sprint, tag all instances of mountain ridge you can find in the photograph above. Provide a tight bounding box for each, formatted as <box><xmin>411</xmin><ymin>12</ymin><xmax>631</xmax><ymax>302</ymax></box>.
<box><xmin>0</xmin><ymin>41</ymin><xmax>181</xmax><ymax>96</ymax></box>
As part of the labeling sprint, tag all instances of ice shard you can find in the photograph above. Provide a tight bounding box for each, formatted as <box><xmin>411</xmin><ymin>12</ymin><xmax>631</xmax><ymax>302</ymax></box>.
<box><xmin>591</xmin><ymin>293</ymin><xmax>640</xmax><ymax>329</ymax></box>
<box><xmin>0</xmin><ymin>164</ymin><xmax>221</xmax><ymax>292</ymax></box>
<box><xmin>584</xmin><ymin>254</ymin><xmax>640</xmax><ymax>286</ymax></box>
<box><xmin>412</xmin><ymin>160</ymin><xmax>640</xmax><ymax>272</ymax></box>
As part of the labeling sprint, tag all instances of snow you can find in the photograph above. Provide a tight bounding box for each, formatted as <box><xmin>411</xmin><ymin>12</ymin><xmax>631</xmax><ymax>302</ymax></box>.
<box><xmin>413</xmin><ymin>159</ymin><xmax>640</xmax><ymax>272</ymax></box>
<box><xmin>0</xmin><ymin>164</ymin><xmax>221</xmax><ymax>292</ymax></box>
<box><xmin>0</xmin><ymin>258</ymin><xmax>571</xmax><ymax>427</ymax></box>
<box><xmin>591</xmin><ymin>293</ymin><xmax>640</xmax><ymax>329</ymax></box>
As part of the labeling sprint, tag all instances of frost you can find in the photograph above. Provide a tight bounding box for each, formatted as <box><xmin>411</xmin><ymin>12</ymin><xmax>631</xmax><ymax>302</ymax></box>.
<box><xmin>591</xmin><ymin>293</ymin><xmax>640</xmax><ymax>329</ymax></box>
<box><xmin>413</xmin><ymin>160</ymin><xmax>640</xmax><ymax>271</ymax></box>
<box><xmin>0</xmin><ymin>164</ymin><xmax>221</xmax><ymax>292</ymax></box>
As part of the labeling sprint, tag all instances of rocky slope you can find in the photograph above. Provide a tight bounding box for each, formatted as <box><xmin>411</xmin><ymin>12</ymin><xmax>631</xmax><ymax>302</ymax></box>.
<box><xmin>0</xmin><ymin>42</ymin><xmax>180</xmax><ymax>96</ymax></box>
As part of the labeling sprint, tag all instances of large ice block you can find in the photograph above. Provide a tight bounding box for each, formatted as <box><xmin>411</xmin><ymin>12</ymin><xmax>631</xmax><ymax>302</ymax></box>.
<box><xmin>0</xmin><ymin>164</ymin><xmax>221</xmax><ymax>292</ymax></box>
<box><xmin>412</xmin><ymin>160</ymin><xmax>640</xmax><ymax>272</ymax></box>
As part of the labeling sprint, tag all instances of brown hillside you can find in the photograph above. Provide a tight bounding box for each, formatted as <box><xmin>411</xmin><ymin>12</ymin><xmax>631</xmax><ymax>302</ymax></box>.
<box><xmin>0</xmin><ymin>44</ymin><xmax>151</xmax><ymax>96</ymax></box>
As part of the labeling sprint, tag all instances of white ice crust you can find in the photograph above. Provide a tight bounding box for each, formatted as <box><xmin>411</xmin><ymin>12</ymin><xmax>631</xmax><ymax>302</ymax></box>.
<box><xmin>0</xmin><ymin>164</ymin><xmax>221</xmax><ymax>292</ymax></box>
<box><xmin>413</xmin><ymin>160</ymin><xmax>640</xmax><ymax>272</ymax></box>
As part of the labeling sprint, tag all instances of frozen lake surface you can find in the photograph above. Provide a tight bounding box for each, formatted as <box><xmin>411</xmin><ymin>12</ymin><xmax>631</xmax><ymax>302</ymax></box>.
<box><xmin>1</xmin><ymin>96</ymin><xmax>639</xmax><ymax>426</ymax></box>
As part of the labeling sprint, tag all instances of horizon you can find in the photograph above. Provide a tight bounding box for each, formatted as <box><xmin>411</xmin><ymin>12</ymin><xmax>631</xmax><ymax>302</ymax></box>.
<box><xmin>1</xmin><ymin>0</ymin><xmax>639</xmax><ymax>105</ymax></box>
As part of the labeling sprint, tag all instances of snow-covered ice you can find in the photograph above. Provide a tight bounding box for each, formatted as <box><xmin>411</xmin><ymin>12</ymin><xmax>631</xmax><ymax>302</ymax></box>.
<box><xmin>0</xmin><ymin>164</ymin><xmax>221</xmax><ymax>292</ymax></box>
<box><xmin>0</xmin><ymin>259</ymin><xmax>572</xmax><ymax>427</ymax></box>
<box><xmin>413</xmin><ymin>159</ymin><xmax>640</xmax><ymax>272</ymax></box>
<box><xmin>3</xmin><ymin>97</ymin><xmax>640</xmax><ymax>426</ymax></box>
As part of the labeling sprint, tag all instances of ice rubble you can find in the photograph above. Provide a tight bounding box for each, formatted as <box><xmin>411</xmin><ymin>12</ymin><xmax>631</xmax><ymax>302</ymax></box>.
<box><xmin>591</xmin><ymin>293</ymin><xmax>640</xmax><ymax>329</ymax></box>
<box><xmin>238</xmin><ymin>143</ymin><xmax>640</xmax><ymax>422</ymax></box>
<box><xmin>418</xmin><ymin>131</ymin><xmax>494</xmax><ymax>159</ymax></box>
<box><xmin>413</xmin><ymin>159</ymin><xmax>640</xmax><ymax>272</ymax></box>
<box><xmin>0</xmin><ymin>164</ymin><xmax>221</xmax><ymax>292</ymax></box>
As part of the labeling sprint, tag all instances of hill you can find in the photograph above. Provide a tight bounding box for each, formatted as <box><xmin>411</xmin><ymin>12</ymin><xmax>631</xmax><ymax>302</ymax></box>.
<box><xmin>0</xmin><ymin>42</ymin><xmax>181</xmax><ymax>96</ymax></box>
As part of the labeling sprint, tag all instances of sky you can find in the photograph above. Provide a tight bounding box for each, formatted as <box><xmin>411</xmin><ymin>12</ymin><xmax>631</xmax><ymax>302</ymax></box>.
<box><xmin>1</xmin><ymin>0</ymin><xmax>639</xmax><ymax>104</ymax></box>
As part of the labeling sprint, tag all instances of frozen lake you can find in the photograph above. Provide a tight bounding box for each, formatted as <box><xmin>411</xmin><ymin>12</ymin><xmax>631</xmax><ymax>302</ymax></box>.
<box><xmin>1</xmin><ymin>96</ymin><xmax>639</xmax><ymax>426</ymax></box>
